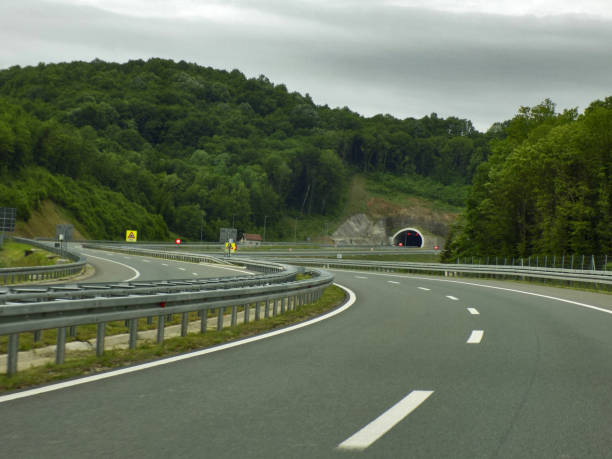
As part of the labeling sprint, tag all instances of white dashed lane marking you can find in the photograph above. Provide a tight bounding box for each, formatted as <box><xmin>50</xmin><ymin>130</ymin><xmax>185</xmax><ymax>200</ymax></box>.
<box><xmin>161</xmin><ymin>263</ymin><xmax>168</xmax><ymax>267</ymax></box>
<box><xmin>337</xmin><ymin>390</ymin><xmax>434</xmax><ymax>451</ymax></box>
<box><xmin>446</xmin><ymin>295</ymin><xmax>459</xmax><ymax>301</ymax></box>
<box><xmin>467</xmin><ymin>330</ymin><xmax>484</xmax><ymax>343</ymax></box>
<box><xmin>467</xmin><ymin>308</ymin><xmax>480</xmax><ymax>315</ymax></box>
<box><xmin>388</xmin><ymin>281</ymin><xmax>400</xmax><ymax>284</ymax></box>
<box><xmin>355</xmin><ymin>276</ymin><xmax>368</xmax><ymax>279</ymax></box>
<box><xmin>418</xmin><ymin>287</ymin><xmax>431</xmax><ymax>291</ymax></box>
<box><xmin>178</xmin><ymin>267</ymin><xmax>186</xmax><ymax>271</ymax></box>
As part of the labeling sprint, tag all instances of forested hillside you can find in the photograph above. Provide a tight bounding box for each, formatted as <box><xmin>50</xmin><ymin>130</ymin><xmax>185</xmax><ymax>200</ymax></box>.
<box><xmin>444</xmin><ymin>98</ymin><xmax>612</xmax><ymax>259</ymax></box>
<box><xmin>0</xmin><ymin>58</ymin><xmax>487</xmax><ymax>240</ymax></box>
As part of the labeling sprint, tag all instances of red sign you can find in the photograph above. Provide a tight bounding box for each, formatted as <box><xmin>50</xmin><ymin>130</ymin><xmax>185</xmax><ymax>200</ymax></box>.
<box><xmin>434</xmin><ymin>245</ymin><xmax>439</xmax><ymax>250</ymax></box>
<box><xmin>175</xmin><ymin>239</ymin><xmax>182</xmax><ymax>245</ymax></box>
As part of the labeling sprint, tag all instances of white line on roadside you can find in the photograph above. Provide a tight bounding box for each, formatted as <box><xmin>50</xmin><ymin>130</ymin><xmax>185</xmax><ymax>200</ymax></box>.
<box><xmin>418</xmin><ymin>287</ymin><xmax>431</xmax><ymax>291</ymax></box>
<box><xmin>355</xmin><ymin>276</ymin><xmax>368</xmax><ymax>279</ymax></box>
<box><xmin>192</xmin><ymin>273</ymin><xmax>198</xmax><ymax>276</ymax></box>
<box><xmin>83</xmin><ymin>254</ymin><xmax>140</xmax><ymax>282</ymax></box>
<box><xmin>388</xmin><ymin>281</ymin><xmax>400</xmax><ymax>284</ymax></box>
<box><xmin>467</xmin><ymin>330</ymin><xmax>484</xmax><ymax>343</ymax></box>
<box><xmin>161</xmin><ymin>263</ymin><xmax>168</xmax><ymax>266</ymax></box>
<box><xmin>337</xmin><ymin>390</ymin><xmax>434</xmax><ymax>451</ymax></box>
<box><xmin>178</xmin><ymin>267</ymin><xmax>186</xmax><ymax>271</ymax></box>
<box><xmin>446</xmin><ymin>295</ymin><xmax>459</xmax><ymax>301</ymax></box>
<box><xmin>0</xmin><ymin>284</ymin><xmax>357</xmax><ymax>404</ymax></box>
<box><xmin>467</xmin><ymin>308</ymin><xmax>480</xmax><ymax>315</ymax></box>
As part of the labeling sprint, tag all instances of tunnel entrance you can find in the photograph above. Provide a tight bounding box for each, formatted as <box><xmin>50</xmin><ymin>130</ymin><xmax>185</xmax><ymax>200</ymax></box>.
<box><xmin>392</xmin><ymin>228</ymin><xmax>424</xmax><ymax>248</ymax></box>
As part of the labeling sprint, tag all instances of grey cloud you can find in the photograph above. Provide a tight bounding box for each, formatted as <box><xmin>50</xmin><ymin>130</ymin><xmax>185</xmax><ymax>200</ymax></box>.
<box><xmin>1</xmin><ymin>0</ymin><xmax>611</xmax><ymax>130</ymax></box>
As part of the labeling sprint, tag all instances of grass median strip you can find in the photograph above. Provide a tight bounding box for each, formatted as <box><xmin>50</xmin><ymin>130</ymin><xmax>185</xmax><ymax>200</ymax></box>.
<box><xmin>0</xmin><ymin>284</ymin><xmax>346</xmax><ymax>392</ymax></box>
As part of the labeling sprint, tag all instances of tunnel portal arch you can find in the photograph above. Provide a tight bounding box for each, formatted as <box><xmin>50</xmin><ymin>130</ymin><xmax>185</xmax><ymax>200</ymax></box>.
<box><xmin>391</xmin><ymin>228</ymin><xmax>424</xmax><ymax>248</ymax></box>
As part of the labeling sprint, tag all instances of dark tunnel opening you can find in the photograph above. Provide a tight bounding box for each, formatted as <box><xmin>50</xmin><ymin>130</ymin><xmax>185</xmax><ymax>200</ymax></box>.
<box><xmin>393</xmin><ymin>229</ymin><xmax>423</xmax><ymax>247</ymax></box>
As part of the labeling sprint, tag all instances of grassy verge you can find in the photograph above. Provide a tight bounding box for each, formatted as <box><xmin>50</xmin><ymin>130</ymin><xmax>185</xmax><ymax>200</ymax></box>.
<box><xmin>0</xmin><ymin>240</ymin><xmax>58</xmax><ymax>268</ymax></box>
<box><xmin>0</xmin><ymin>284</ymin><xmax>346</xmax><ymax>392</ymax></box>
<box><xmin>342</xmin><ymin>254</ymin><xmax>441</xmax><ymax>263</ymax></box>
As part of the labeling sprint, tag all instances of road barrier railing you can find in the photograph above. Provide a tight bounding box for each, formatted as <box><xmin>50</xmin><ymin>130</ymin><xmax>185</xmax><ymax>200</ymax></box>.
<box><xmin>0</xmin><ymin>237</ymin><xmax>86</xmax><ymax>285</ymax></box>
<box><xmin>0</xmin><ymin>255</ymin><xmax>334</xmax><ymax>376</ymax></box>
<box><xmin>265</xmin><ymin>257</ymin><xmax>612</xmax><ymax>289</ymax></box>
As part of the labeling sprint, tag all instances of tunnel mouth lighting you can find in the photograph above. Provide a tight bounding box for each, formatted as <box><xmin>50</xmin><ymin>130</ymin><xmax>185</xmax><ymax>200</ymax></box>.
<box><xmin>392</xmin><ymin>228</ymin><xmax>424</xmax><ymax>248</ymax></box>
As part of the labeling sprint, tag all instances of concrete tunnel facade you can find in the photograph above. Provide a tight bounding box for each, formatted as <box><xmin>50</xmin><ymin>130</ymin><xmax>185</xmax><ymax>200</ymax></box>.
<box><xmin>391</xmin><ymin>228</ymin><xmax>424</xmax><ymax>248</ymax></box>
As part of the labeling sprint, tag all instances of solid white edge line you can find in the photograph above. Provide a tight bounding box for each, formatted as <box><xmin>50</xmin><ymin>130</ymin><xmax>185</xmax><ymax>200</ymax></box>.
<box><xmin>330</xmin><ymin>269</ymin><xmax>612</xmax><ymax>317</ymax></box>
<box><xmin>337</xmin><ymin>390</ymin><xmax>434</xmax><ymax>451</ymax></box>
<box><xmin>83</xmin><ymin>254</ymin><xmax>140</xmax><ymax>282</ymax></box>
<box><xmin>467</xmin><ymin>308</ymin><xmax>480</xmax><ymax>315</ymax></box>
<box><xmin>0</xmin><ymin>283</ymin><xmax>357</xmax><ymax>404</ymax></box>
<box><xmin>467</xmin><ymin>330</ymin><xmax>484</xmax><ymax>343</ymax></box>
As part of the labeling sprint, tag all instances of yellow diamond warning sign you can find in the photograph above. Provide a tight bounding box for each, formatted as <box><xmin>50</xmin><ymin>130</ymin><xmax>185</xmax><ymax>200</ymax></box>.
<box><xmin>126</xmin><ymin>230</ymin><xmax>138</xmax><ymax>242</ymax></box>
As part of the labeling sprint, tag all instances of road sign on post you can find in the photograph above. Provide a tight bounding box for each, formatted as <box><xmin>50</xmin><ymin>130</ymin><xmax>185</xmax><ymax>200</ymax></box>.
<box><xmin>175</xmin><ymin>238</ymin><xmax>181</xmax><ymax>245</ymax></box>
<box><xmin>126</xmin><ymin>230</ymin><xmax>138</xmax><ymax>242</ymax></box>
<box><xmin>219</xmin><ymin>227</ymin><xmax>237</xmax><ymax>243</ymax></box>
<box><xmin>0</xmin><ymin>207</ymin><xmax>16</xmax><ymax>249</ymax></box>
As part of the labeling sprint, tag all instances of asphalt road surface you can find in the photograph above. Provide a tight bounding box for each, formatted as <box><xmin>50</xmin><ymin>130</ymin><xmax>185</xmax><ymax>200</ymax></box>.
<box><xmin>2</xmin><ymin>261</ymin><xmax>612</xmax><ymax>458</ymax></box>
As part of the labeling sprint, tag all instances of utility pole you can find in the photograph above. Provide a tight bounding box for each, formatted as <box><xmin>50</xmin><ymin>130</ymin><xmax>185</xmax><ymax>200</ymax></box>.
<box><xmin>294</xmin><ymin>217</ymin><xmax>297</xmax><ymax>242</ymax></box>
<box><xmin>263</xmin><ymin>215</ymin><xmax>268</xmax><ymax>242</ymax></box>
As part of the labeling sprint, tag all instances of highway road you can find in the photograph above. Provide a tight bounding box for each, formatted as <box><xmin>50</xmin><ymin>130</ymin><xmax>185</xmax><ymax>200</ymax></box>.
<box><xmin>2</xmin><ymin>257</ymin><xmax>612</xmax><ymax>458</ymax></box>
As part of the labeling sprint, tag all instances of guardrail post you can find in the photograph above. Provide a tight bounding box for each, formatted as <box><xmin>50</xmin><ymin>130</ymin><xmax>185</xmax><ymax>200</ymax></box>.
<box><xmin>281</xmin><ymin>297</ymin><xmax>286</xmax><ymax>314</ymax></box>
<box><xmin>181</xmin><ymin>312</ymin><xmax>189</xmax><ymax>337</ymax></box>
<box><xmin>231</xmin><ymin>306</ymin><xmax>238</xmax><ymax>327</ymax></box>
<box><xmin>96</xmin><ymin>323</ymin><xmax>106</xmax><ymax>356</ymax></box>
<box><xmin>157</xmin><ymin>315</ymin><xmax>165</xmax><ymax>344</ymax></box>
<box><xmin>128</xmin><ymin>319</ymin><xmax>138</xmax><ymax>349</ymax></box>
<box><xmin>147</xmin><ymin>316</ymin><xmax>153</xmax><ymax>325</ymax></box>
<box><xmin>217</xmin><ymin>308</ymin><xmax>224</xmax><ymax>331</ymax></box>
<box><xmin>244</xmin><ymin>304</ymin><xmax>250</xmax><ymax>324</ymax></box>
<box><xmin>56</xmin><ymin>327</ymin><xmax>66</xmax><ymax>364</ymax></box>
<box><xmin>33</xmin><ymin>330</ymin><xmax>41</xmax><ymax>342</ymax></box>
<box><xmin>200</xmin><ymin>309</ymin><xmax>207</xmax><ymax>334</ymax></box>
<box><xmin>265</xmin><ymin>299</ymin><xmax>270</xmax><ymax>318</ymax></box>
<box><xmin>69</xmin><ymin>325</ymin><xmax>77</xmax><ymax>338</ymax></box>
<box><xmin>255</xmin><ymin>302</ymin><xmax>261</xmax><ymax>320</ymax></box>
<box><xmin>7</xmin><ymin>333</ymin><xmax>18</xmax><ymax>376</ymax></box>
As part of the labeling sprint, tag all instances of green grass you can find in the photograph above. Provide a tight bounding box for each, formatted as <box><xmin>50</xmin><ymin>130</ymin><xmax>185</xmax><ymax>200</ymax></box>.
<box><xmin>0</xmin><ymin>240</ymin><xmax>58</xmax><ymax>268</ymax></box>
<box><xmin>342</xmin><ymin>253</ymin><xmax>441</xmax><ymax>263</ymax></box>
<box><xmin>0</xmin><ymin>284</ymin><xmax>346</xmax><ymax>391</ymax></box>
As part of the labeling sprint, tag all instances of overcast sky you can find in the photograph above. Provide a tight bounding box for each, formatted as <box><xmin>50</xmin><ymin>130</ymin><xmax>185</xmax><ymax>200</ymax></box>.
<box><xmin>1</xmin><ymin>0</ymin><xmax>611</xmax><ymax>131</ymax></box>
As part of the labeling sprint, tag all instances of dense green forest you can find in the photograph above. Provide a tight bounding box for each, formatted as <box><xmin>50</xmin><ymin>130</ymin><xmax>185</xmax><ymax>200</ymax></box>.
<box><xmin>1</xmin><ymin>59</ymin><xmax>609</xmax><ymax>257</ymax></box>
<box><xmin>0</xmin><ymin>58</ymin><xmax>487</xmax><ymax>240</ymax></box>
<box><xmin>444</xmin><ymin>98</ymin><xmax>612</xmax><ymax>259</ymax></box>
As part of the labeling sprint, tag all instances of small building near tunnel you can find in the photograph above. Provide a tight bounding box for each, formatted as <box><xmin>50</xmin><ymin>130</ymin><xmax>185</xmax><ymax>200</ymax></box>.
<box><xmin>391</xmin><ymin>228</ymin><xmax>424</xmax><ymax>248</ymax></box>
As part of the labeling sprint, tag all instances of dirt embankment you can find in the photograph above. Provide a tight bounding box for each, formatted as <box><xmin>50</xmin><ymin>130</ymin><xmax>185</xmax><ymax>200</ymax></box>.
<box><xmin>14</xmin><ymin>200</ymin><xmax>88</xmax><ymax>240</ymax></box>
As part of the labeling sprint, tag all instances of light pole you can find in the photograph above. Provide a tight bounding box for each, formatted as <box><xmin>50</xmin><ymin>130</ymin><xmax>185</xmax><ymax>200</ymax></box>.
<box><xmin>200</xmin><ymin>213</ymin><xmax>205</xmax><ymax>242</ymax></box>
<box><xmin>263</xmin><ymin>215</ymin><xmax>268</xmax><ymax>242</ymax></box>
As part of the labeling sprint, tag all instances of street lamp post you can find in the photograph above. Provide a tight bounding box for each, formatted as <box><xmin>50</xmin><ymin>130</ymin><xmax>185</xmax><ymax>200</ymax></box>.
<box><xmin>263</xmin><ymin>215</ymin><xmax>268</xmax><ymax>242</ymax></box>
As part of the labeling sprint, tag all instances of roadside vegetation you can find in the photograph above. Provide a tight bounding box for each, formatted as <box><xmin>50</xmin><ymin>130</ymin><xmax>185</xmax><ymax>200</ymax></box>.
<box><xmin>0</xmin><ymin>284</ymin><xmax>346</xmax><ymax>391</ymax></box>
<box><xmin>0</xmin><ymin>240</ymin><xmax>57</xmax><ymax>268</ymax></box>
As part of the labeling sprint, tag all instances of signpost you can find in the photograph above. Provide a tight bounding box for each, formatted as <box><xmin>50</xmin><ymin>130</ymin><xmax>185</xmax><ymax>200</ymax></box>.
<box><xmin>126</xmin><ymin>230</ymin><xmax>138</xmax><ymax>243</ymax></box>
<box><xmin>56</xmin><ymin>224</ymin><xmax>74</xmax><ymax>257</ymax></box>
<box><xmin>0</xmin><ymin>207</ymin><xmax>16</xmax><ymax>249</ymax></box>
<box><xmin>175</xmin><ymin>238</ymin><xmax>182</xmax><ymax>245</ymax></box>
<box><xmin>219</xmin><ymin>227</ymin><xmax>237</xmax><ymax>244</ymax></box>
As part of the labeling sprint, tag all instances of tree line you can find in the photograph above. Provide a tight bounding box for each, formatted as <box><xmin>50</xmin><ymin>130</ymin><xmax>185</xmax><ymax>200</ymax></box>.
<box><xmin>0</xmin><ymin>58</ymin><xmax>486</xmax><ymax>240</ymax></box>
<box><xmin>443</xmin><ymin>98</ymin><xmax>612</xmax><ymax>259</ymax></box>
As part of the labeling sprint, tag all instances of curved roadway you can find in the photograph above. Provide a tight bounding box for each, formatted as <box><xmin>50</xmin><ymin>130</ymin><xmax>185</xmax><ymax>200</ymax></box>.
<box><xmin>2</xmin><ymin>255</ymin><xmax>612</xmax><ymax>458</ymax></box>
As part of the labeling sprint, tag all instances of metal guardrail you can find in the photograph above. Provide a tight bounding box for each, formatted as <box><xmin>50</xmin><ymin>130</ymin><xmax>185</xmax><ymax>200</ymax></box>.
<box><xmin>0</xmin><ymin>237</ymin><xmax>87</xmax><ymax>285</ymax></box>
<box><xmin>0</xmin><ymin>250</ymin><xmax>334</xmax><ymax>376</ymax></box>
<box><xmin>264</xmin><ymin>257</ymin><xmax>612</xmax><ymax>288</ymax></box>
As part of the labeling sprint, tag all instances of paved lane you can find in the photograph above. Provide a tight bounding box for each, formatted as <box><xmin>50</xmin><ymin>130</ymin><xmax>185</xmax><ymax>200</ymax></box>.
<box><xmin>77</xmin><ymin>246</ymin><xmax>250</xmax><ymax>283</ymax></box>
<box><xmin>2</xmin><ymin>268</ymin><xmax>612</xmax><ymax>458</ymax></box>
